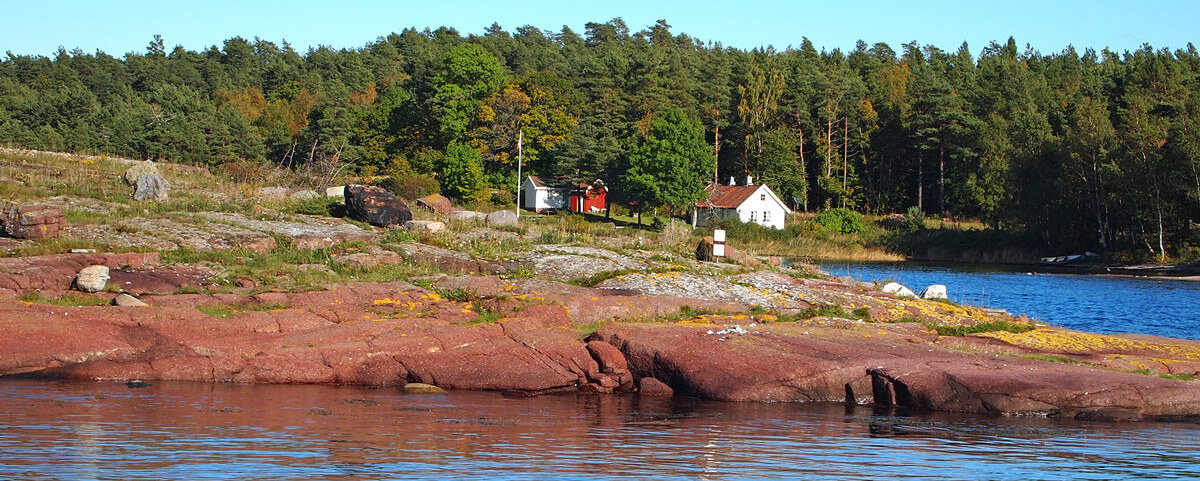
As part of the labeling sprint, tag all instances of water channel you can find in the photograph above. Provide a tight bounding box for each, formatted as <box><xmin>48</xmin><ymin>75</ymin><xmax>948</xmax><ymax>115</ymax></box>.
<box><xmin>819</xmin><ymin>261</ymin><xmax>1200</xmax><ymax>341</ymax></box>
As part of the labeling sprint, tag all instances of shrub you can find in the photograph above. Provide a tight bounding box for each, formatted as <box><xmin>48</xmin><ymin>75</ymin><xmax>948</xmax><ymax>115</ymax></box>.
<box><xmin>379</xmin><ymin>174</ymin><xmax>440</xmax><ymax>200</ymax></box>
<box><xmin>814</xmin><ymin>208</ymin><xmax>866</xmax><ymax>234</ymax></box>
<box><xmin>902</xmin><ymin>206</ymin><xmax>926</xmax><ymax>232</ymax></box>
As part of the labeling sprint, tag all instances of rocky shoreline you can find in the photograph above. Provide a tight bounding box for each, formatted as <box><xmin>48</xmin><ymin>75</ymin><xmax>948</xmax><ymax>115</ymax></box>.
<box><xmin>2</xmin><ymin>250</ymin><xmax>1199</xmax><ymax>422</ymax></box>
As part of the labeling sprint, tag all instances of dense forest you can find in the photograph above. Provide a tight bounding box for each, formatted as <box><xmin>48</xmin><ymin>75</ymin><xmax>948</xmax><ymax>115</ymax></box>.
<box><xmin>2</xmin><ymin>19</ymin><xmax>1199</xmax><ymax>259</ymax></box>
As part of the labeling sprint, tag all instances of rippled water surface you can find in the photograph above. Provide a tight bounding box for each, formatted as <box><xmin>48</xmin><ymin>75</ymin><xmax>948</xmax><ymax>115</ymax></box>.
<box><xmin>1</xmin><ymin>380</ymin><xmax>1198</xmax><ymax>480</ymax></box>
<box><xmin>820</xmin><ymin>262</ymin><xmax>1200</xmax><ymax>340</ymax></box>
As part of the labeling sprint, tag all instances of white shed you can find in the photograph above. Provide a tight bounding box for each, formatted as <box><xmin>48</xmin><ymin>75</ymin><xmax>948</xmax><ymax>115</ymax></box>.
<box><xmin>522</xmin><ymin>175</ymin><xmax>567</xmax><ymax>213</ymax></box>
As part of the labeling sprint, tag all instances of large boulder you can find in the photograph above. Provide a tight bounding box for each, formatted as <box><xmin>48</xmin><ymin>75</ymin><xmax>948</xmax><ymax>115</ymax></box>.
<box><xmin>486</xmin><ymin>210</ymin><xmax>518</xmax><ymax>226</ymax></box>
<box><xmin>133</xmin><ymin>174</ymin><xmax>170</xmax><ymax>201</ymax></box>
<box><xmin>881</xmin><ymin>281</ymin><xmax>916</xmax><ymax>298</ymax></box>
<box><xmin>74</xmin><ymin>265</ymin><xmax>110</xmax><ymax>293</ymax></box>
<box><xmin>2</xmin><ymin>204</ymin><xmax>65</xmax><ymax>239</ymax></box>
<box><xmin>415</xmin><ymin>194</ymin><xmax>453</xmax><ymax>216</ymax></box>
<box><xmin>122</xmin><ymin>161</ymin><xmax>159</xmax><ymax>185</ymax></box>
<box><xmin>919</xmin><ymin>284</ymin><xmax>948</xmax><ymax>300</ymax></box>
<box><xmin>344</xmin><ymin>185</ymin><xmax>412</xmax><ymax>227</ymax></box>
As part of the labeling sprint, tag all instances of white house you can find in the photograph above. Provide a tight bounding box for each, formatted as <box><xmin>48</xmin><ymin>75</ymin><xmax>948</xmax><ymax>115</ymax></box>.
<box><xmin>691</xmin><ymin>177</ymin><xmax>791</xmax><ymax>230</ymax></box>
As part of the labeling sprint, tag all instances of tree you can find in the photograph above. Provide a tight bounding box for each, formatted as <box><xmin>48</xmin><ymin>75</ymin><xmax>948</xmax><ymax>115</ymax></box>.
<box><xmin>622</xmin><ymin>108</ymin><xmax>714</xmax><ymax>219</ymax></box>
<box><xmin>438</xmin><ymin>141</ymin><xmax>484</xmax><ymax>201</ymax></box>
<box><xmin>430</xmin><ymin>43</ymin><xmax>505</xmax><ymax>144</ymax></box>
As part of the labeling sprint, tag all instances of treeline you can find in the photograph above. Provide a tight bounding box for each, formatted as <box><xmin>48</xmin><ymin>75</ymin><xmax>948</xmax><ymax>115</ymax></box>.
<box><xmin>2</xmin><ymin>19</ymin><xmax>1199</xmax><ymax>258</ymax></box>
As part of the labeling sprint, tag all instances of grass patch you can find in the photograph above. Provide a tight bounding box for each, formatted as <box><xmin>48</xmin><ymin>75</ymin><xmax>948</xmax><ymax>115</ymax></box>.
<box><xmin>196</xmin><ymin>302</ymin><xmax>287</xmax><ymax>318</ymax></box>
<box><xmin>462</xmin><ymin>311</ymin><xmax>502</xmax><ymax>326</ymax></box>
<box><xmin>1159</xmin><ymin>373</ymin><xmax>1196</xmax><ymax>382</ymax></box>
<box><xmin>568</xmin><ymin>268</ymin><xmax>639</xmax><ymax>287</ymax></box>
<box><xmin>851</xmin><ymin>307</ymin><xmax>872</xmax><ymax>321</ymax></box>
<box><xmin>798</xmin><ymin>304</ymin><xmax>853</xmax><ymax>319</ymax></box>
<box><xmin>1010</xmin><ymin>353</ymin><xmax>1082</xmax><ymax>365</ymax></box>
<box><xmin>924</xmin><ymin>319</ymin><xmax>1036</xmax><ymax>336</ymax></box>
<box><xmin>18</xmin><ymin>291</ymin><xmax>109</xmax><ymax>306</ymax></box>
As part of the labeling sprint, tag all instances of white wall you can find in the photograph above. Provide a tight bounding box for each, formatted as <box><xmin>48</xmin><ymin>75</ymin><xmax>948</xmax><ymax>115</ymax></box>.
<box><xmin>734</xmin><ymin>186</ymin><xmax>788</xmax><ymax>230</ymax></box>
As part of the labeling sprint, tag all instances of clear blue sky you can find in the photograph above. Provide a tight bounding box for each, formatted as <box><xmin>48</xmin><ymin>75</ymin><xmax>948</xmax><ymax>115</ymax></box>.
<box><xmin>3</xmin><ymin>0</ymin><xmax>1196</xmax><ymax>59</ymax></box>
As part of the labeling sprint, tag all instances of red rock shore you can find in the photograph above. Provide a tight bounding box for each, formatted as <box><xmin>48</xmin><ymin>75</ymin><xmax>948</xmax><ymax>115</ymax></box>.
<box><xmin>2</xmin><ymin>253</ymin><xmax>1199</xmax><ymax>422</ymax></box>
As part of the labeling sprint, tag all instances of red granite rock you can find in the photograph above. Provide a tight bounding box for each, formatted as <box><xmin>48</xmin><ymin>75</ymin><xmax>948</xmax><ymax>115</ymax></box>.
<box><xmin>2</xmin><ymin>205</ymin><xmax>65</xmax><ymax>239</ymax></box>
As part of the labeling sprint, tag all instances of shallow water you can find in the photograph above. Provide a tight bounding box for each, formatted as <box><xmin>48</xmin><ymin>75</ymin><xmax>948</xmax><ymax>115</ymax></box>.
<box><xmin>820</xmin><ymin>261</ymin><xmax>1200</xmax><ymax>340</ymax></box>
<box><xmin>1</xmin><ymin>380</ymin><xmax>1197</xmax><ymax>480</ymax></box>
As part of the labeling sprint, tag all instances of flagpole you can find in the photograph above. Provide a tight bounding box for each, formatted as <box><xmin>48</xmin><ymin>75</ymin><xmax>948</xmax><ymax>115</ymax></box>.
<box><xmin>516</xmin><ymin>128</ymin><xmax>523</xmax><ymax>221</ymax></box>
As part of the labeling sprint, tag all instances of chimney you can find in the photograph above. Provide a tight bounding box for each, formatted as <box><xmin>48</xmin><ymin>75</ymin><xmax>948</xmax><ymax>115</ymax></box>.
<box><xmin>746</xmin><ymin>176</ymin><xmax>753</xmax><ymax>185</ymax></box>
<box><xmin>729</xmin><ymin>176</ymin><xmax>736</xmax><ymax>186</ymax></box>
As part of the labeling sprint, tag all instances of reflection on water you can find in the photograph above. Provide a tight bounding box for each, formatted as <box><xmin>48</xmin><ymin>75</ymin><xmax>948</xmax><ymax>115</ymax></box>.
<box><xmin>820</xmin><ymin>261</ymin><xmax>1200</xmax><ymax>340</ymax></box>
<box><xmin>1</xmin><ymin>380</ymin><xmax>1197</xmax><ymax>480</ymax></box>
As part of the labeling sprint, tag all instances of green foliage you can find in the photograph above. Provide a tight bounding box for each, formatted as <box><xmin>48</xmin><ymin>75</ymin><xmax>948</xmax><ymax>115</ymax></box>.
<box><xmin>438</xmin><ymin>142</ymin><xmax>484</xmax><ymax>201</ymax></box>
<box><xmin>4</xmin><ymin>27</ymin><xmax>1200</xmax><ymax>259</ymax></box>
<box><xmin>921</xmin><ymin>319</ymin><xmax>1036</xmax><ymax>337</ymax></box>
<box><xmin>622</xmin><ymin>108</ymin><xmax>714</xmax><ymax>212</ymax></box>
<box><xmin>379</xmin><ymin>174</ymin><xmax>441</xmax><ymax>200</ymax></box>
<box><xmin>814</xmin><ymin>208</ymin><xmax>866</xmax><ymax>234</ymax></box>
<box><xmin>902</xmin><ymin>206</ymin><xmax>926</xmax><ymax>232</ymax></box>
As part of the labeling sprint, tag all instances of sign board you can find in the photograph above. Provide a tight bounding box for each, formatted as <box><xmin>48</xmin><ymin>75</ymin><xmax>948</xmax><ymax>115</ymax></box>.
<box><xmin>713</xmin><ymin>244</ymin><xmax>726</xmax><ymax>257</ymax></box>
<box><xmin>713</xmin><ymin>229</ymin><xmax>726</xmax><ymax>243</ymax></box>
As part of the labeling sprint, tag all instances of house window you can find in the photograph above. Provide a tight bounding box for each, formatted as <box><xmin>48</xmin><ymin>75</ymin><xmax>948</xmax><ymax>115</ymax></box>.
<box><xmin>764</xmin><ymin>211</ymin><xmax>771</xmax><ymax>223</ymax></box>
<box><xmin>760</xmin><ymin>194</ymin><xmax>766</xmax><ymax>201</ymax></box>
<box><xmin>750</xmin><ymin>211</ymin><xmax>757</xmax><ymax>223</ymax></box>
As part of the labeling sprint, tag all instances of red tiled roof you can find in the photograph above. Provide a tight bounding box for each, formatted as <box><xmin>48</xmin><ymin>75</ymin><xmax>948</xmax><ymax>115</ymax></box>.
<box><xmin>696</xmin><ymin>184</ymin><xmax>760</xmax><ymax>208</ymax></box>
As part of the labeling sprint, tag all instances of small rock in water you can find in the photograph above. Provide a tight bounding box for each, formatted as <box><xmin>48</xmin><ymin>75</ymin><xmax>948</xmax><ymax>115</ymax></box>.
<box><xmin>402</xmin><ymin>383</ymin><xmax>446</xmax><ymax>395</ymax></box>
<box><xmin>126</xmin><ymin>380</ymin><xmax>150</xmax><ymax>388</ymax></box>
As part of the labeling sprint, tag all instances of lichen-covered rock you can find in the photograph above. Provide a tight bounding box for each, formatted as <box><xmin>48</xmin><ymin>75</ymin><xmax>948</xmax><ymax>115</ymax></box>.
<box><xmin>133</xmin><ymin>174</ymin><xmax>170</xmax><ymax>201</ymax></box>
<box><xmin>344</xmin><ymin>185</ymin><xmax>412</xmax><ymax>227</ymax></box>
<box><xmin>415</xmin><ymin>194</ymin><xmax>453</xmax><ymax>216</ymax></box>
<box><xmin>122</xmin><ymin>161</ymin><xmax>159</xmax><ymax>185</ymax></box>
<box><xmin>74</xmin><ymin>265</ymin><xmax>110</xmax><ymax>293</ymax></box>
<box><xmin>2</xmin><ymin>204</ymin><xmax>65</xmax><ymax>239</ymax></box>
<box><xmin>403</xmin><ymin>383</ymin><xmax>447</xmax><ymax>395</ymax></box>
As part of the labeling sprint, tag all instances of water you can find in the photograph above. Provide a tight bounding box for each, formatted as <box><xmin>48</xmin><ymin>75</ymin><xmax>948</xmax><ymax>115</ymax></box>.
<box><xmin>1</xmin><ymin>379</ymin><xmax>1197</xmax><ymax>480</ymax></box>
<box><xmin>820</xmin><ymin>261</ymin><xmax>1200</xmax><ymax>341</ymax></box>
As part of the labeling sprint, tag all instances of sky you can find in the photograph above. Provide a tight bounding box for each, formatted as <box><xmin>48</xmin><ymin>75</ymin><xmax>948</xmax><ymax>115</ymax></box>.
<box><xmin>3</xmin><ymin>0</ymin><xmax>1197</xmax><ymax>59</ymax></box>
